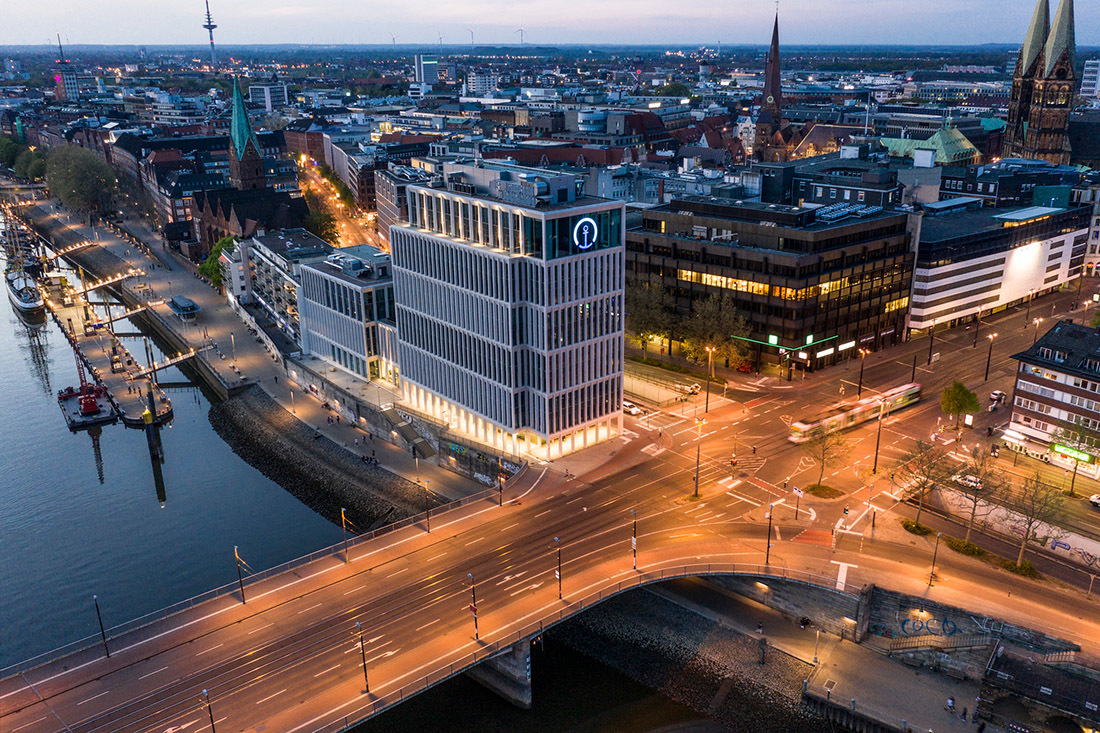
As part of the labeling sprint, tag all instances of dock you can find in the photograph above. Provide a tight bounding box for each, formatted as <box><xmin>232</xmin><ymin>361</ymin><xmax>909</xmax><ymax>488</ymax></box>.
<box><xmin>43</xmin><ymin>275</ymin><xmax>176</xmax><ymax>429</ymax></box>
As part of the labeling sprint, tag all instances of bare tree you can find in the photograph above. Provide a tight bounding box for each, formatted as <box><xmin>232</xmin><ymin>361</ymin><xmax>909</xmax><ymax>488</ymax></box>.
<box><xmin>892</xmin><ymin>439</ymin><xmax>950</xmax><ymax>524</ymax></box>
<box><xmin>1049</xmin><ymin>424</ymin><xmax>1099</xmax><ymax>497</ymax></box>
<box><xmin>1006</xmin><ymin>472</ymin><xmax>1066</xmax><ymax>568</ymax></box>
<box><xmin>800</xmin><ymin>428</ymin><xmax>850</xmax><ymax>489</ymax></box>
<box><xmin>956</xmin><ymin>447</ymin><xmax>1006</xmax><ymax>544</ymax></box>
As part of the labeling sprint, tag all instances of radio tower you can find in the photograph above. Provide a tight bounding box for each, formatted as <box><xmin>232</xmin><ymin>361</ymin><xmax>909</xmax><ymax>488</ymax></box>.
<box><xmin>202</xmin><ymin>0</ymin><xmax>218</xmax><ymax>68</ymax></box>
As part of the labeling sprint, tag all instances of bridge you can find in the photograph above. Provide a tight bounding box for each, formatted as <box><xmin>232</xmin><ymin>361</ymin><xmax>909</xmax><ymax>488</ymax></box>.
<box><xmin>4</xmin><ymin>434</ymin><xmax>1098</xmax><ymax>733</ymax></box>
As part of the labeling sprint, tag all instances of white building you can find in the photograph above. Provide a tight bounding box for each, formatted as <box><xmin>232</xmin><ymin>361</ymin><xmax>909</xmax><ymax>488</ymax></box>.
<box><xmin>390</xmin><ymin>160</ymin><xmax>625</xmax><ymax>459</ymax></box>
<box><xmin>1081</xmin><ymin>60</ymin><xmax>1100</xmax><ymax>99</ymax></box>
<box><xmin>908</xmin><ymin>198</ymin><xmax>1091</xmax><ymax>332</ymax></box>
<box><xmin>298</xmin><ymin>246</ymin><xmax>399</xmax><ymax>382</ymax></box>
<box><xmin>466</xmin><ymin>72</ymin><xmax>500</xmax><ymax>96</ymax></box>
<box><xmin>414</xmin><ymin>54</ymin><xmax>438</xmax><ymax>85</ymax></box>
<box><xmin>249</xmin><ymin>83</ymin><xmax>290</xmax><ymax>112</ymax></box>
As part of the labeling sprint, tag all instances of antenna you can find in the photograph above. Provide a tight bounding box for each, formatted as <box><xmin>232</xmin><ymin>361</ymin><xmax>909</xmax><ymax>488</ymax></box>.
<box><xmin>202</xmin><ymin>0</ymin><xmax>218</xmax><ymax>68</ymax></box>
<box><xmin>56</xmin><ymin>32</ymin><xmax>67</xmax><ymax>64</ymax></box>
<box><xmin>467</xmin><ymin>28</ymin><xmax>475</xmax><ymax>45</ymax></box>
<box><xmin>437</xmin><ymin>31</ymin><xmax>444</xmax><ymax>51</ymax></box>
<box><xmin>515</xmin><ymin>27</ymin><xmax>526</xmax><ymax>45</ymax></box>
<box><xmin>390</xmin><ymin>32</ymin><xmax>396</xmax><ymax>47</ymax></box>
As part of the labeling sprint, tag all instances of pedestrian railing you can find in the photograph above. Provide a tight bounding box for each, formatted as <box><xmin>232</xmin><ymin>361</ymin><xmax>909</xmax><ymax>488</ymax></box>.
<box><xmin>802</xmin><ymin>680</ymin><xmax>920</xmax><ymax>732</ymax></box>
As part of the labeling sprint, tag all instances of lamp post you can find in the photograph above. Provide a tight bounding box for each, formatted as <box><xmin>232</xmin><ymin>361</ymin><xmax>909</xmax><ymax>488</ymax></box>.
<box><xmin>1032</xmin><ymin>317</ymin><xmax>1044</xmax><ymax>345</ymax></box>
<box><xmin>926</xmin><ymin>319</ymin><xmax>936</xmax><ymax>365</ymax></box>
<box><xmin>467</xmin><ymin>573</ymin><xmax>479</xmax><ymax>640</ymax></box>
<box><xmin>341</xmin><ymin>507</ymin><xmax>349</xmax><ymax>563</ymax></box>
<box><xmin>202</xmin><ymin>689</ymin><xmax>216</xmax><ymax>733</ymax></box>
<box><xmin>234</xmin><ymin>546</ymin><xmax>246</xmax><ymax>604</ymax></box>
<box><xmin>355</xmin><ymin>621</ymin><xmax>369</xmax><ymax>693</ymax></box>
<box><xmin>630</xmin><ymin>509</ymin><xmax>637</xmax><ymax>570</ymax></box>
<box><xmin>1026</xmin><ymin>289</ymin><xmax>1034</xmax><ymax>322</ymax></box>
<box><xmin>872</xmin><ymin>398</ymin><xmax>886</xmax><ymax>474</ymax></box>
<box><xmin>765</xmin><ymin>504</ymin><xmax>774</xmax><ymax>564</ymax></box>
<box><xmin>705</xmin><ymin>346</ymin><xmax>715</xmax><ymax>413</ymax></box>
<box><xmin>693</xmin><ymin>418</ymin><xmax>704</xmax><ymax>498</ymax></box>
<box><xmin>972</xmin><ymin>309</ymin><xmax>982</xmax><ymax>347</ymax></box>
<box><xmin>93</xmin><ymin>595</ymin><xmax>109</xmax><ymax>657</ymax></box>
<box><xmin>425</xmin><ymin>480</ymin><xmax>431</xmax><ymax>533</ymax></box>
<box><xmin>857</xmin><ymin>348</ymin><xmax>868</xmax><ymax>397</ymax></box>
<box><xmin>984</xmin><ymin>332</ymin><xmax>998</xmax><ymax>382</ymax></box>
<box><xmin>928</xmin><ymin>532</ymin><xmax>943</xmax><ymax>586</ymax></box>
<box><xmin>554</xmin><ymin>536</ymin><xmax>562</xmax><ymax>599</ymax></box>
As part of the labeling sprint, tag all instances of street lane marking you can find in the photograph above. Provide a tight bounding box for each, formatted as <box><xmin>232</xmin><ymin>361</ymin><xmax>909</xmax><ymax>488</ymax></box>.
<box><xmin>831</xmin><ymin>561</ymin><xmax>858</xmax><ymax>591</ymax></box>
<box><xmin>534</xmin><ymin>510</ymin><xmax>552</xmax><ymax>518</ymax></box>
<box><xmin>385</xmin><ymin>567</ymin><xmax>409</xmax><ymax>578</ymax></box>
<box><xmin>313</xmin><ymin>664</ymin><xmax>341</xmax><ymax>678</ymax></box>
<box><xmin>255</xmin><ymin>689</ymin><xmax>286</xmax><ymax>705</ymax></box>
<box><xmin>297</xmin><ymin>603</ymin><xmax>323</xmax><ymax>615</ymax></box>
<box><xmin>415</xmin><ymin>619</ymin><xmax>441</xmax><ymax>632</ymax></box>
<box><xmin>684</xmin><ymin>505</ymin><xmax>706</xmax><ymax>514</ymax></box>
<box><xmin>77</xmin><ymin>690</ymin><xmax>111</xmax><ymax>705</ymax></box>
<box><xmin>725</xmin><ymin>491</ymin><xmax>761</xmax><ymax>506</ymax></box>
<box><xmin>195</xmin><ymin>643</ymin><xmax>223</xmax><ymax>656</ymax></box>
<box><xmin>427</xmin><ymin>552</ymin><xmax>448</xmax><ymax>561</ymax></box>
<box><xmin>138</xmin><ymin>666</ymin><xmax>169</xmax><ymax>680</ymax></box>
<box><xmin>11</xmin><ymin>716</ymin><xmax>48</xmax><ymax>731</ymax></box>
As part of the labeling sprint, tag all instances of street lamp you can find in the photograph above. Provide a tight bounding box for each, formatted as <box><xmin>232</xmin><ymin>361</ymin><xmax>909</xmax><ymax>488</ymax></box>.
<box><xmin>984</xmin><ymin>333</ymin><xmax>998</xmax><ymax>382</ymax></box>
<box><xmin>341</xmin><ymin>507</ymin><xmax>349</xmax><ymax>563</ymax></box>
<box><xmin>926</xmin><ymin>319</ymin><xmax>936</xmax><ymax>366</ymax></box>
<box><xmin>355</xmin><ymin>621</ymin><xmax>369</xmax><ymax>693</ymax></box>
<box><xmin>202</xmin><ymin>689</ymin><xmax>217</xmax><ymax>733</ymax></box>
<box><xmin>693</xmin><ymin>418</ymin><xmax>705</xmax><ymax>498</ymax></box>
<box><xmin>425</xmin><ymin>480</ymin><xmax>431</xmax><ymax>532</ymax></box>
<box><xmin>630</xmin><ymin>509</ymin><xmax>637</xmax><ymax>570</ymax></box>
<box><xmin>1032</xmin><ymin>317</ymin><xmax>1044</xmax><ymax>345</ymax></box>
<box><xmin>871</xmin><ymin>398</ymin><xmax>887</xmax><ymax>474</ymax></box>
<box><xmin>234</xmin><ymin>546</ymin><xmax>246</xmax><ymax>604</ymax></box>
<box><xmin>972</xmin><ymin>309</ymin><xmax>982</xmax><ymax>347</ymax></box>
<box><xmin>554</xmin><ymin>536</ymin><xmax>562</xmax><ymax>598</ymax></box>
<box><xmin>928</xmin><ymin>532</ymin><xmax>943</xmax><ymax>586</ymax></box>
<box><xmin>704</xmin><ymin>346</ymin><xmax>715</xmax><ymax>413</ymax></box>
<box><xmin>857</xmin><ymin>348</ymin><xmax>868</xmax><ymax>397</ymax></box>
<box><xmin>1025</xmin><ymin>289</ymin><xmax>1034</xmax><ymax>322</ymax></box>
<box><xmin>765</xmin><ymin>504</ymin><xmax>774</xmax><ymax>564</ymax></box>
<box><xmin>467</xmin><ymin>573</ymin><xmax>479</xmax><ymax>640</ymax></box>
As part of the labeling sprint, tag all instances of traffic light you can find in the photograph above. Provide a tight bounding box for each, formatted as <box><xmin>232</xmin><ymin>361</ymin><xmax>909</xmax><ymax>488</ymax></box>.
<box><xmin>843</xmin><ymin>506</ymin><xmax>849</xmax><ymax>515</ymax></box>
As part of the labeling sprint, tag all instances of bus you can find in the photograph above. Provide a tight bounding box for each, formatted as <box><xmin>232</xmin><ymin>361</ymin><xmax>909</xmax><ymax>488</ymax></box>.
<box><xmin>788</xmin><ymin>383</ymin><xmax>921</xmax><ymax>443</ymax></box>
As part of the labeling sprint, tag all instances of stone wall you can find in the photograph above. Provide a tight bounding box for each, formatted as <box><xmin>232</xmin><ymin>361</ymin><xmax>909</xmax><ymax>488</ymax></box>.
<box><xmin>710</xmin><ymin>576</ymin><xmax>862</xmax><ymax>640</ymax></box>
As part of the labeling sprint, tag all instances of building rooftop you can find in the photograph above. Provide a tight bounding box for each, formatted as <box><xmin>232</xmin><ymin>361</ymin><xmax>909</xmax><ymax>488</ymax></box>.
<box><xmin>251</xmin><ymin>228</ymin><xmax>333</xmax><ymax>260</ymax></box>
<box><xmin>1013</xmin><ymin>320</ymin><xmax>1100</xmax><ymax>384</ymax></box>
<box><xmin>308</xmin><ymin>245</ymin><xmax>392</xmax><ymax>287</ymax></box>
<box><xmin>657</xmin><ymin>195</ymin><xmax>902</xmax><ymax>232</ymax></box>
<box><xmin>917</xmin><ymin>202</ymin><xmax>1087</xmax><ymax>242</ymax></box>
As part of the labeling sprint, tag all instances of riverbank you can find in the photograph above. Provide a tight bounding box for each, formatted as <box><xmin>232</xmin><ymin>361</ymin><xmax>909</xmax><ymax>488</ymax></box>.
<box><xmin>209</xmin><ymin>385</ymin><xmax>439</xmax><ymax>530</ymax></box>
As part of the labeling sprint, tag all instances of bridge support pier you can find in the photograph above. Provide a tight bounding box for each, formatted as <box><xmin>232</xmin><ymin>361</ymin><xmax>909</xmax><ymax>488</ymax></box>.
<box><xmin>465</xmin><ymin>639</ymin><xmax>532</xmax><ymax>709</ymax></box>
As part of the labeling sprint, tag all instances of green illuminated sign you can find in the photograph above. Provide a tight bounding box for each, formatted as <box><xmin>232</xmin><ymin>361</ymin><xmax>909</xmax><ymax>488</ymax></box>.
<box><xmin>768</xmin><ymin>335</ymin><xmax>779</xmax><ymax>346</ymax></box>
<box><xmin>1053</xmin><ymin>444</ymin><xmax>1092</xmax><ymax>463</ymax></box>
<box><xmin>806</xmin><ymin>334</ymin><xmax>814</xmax><ymax>345</ymax></box>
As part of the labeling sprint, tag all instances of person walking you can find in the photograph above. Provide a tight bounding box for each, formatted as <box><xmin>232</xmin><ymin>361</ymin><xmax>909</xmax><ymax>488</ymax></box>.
<box><xmin>946</xmin><ymin>696</ymin><xmax>955</xmax><ymax>713</ymax></box>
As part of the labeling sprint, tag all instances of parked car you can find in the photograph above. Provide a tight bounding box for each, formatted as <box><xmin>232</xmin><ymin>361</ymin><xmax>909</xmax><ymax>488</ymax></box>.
<box><xmin>675</xmin><ymin>383</ymin><xmax>701</xmax><ymax>395</ymax></box>
<box><xmin>990</xmin><ymin>390</ymin><xmax>1007</xmax><ymax>403</ymax></box>
<box><xmin>622</xmin><ymin>400</ymin><xmax>643</xmax><ymax>416</ymax></box>
<box><xmin>1089</xmin><ymin>494</ymin><xmax>1100</xmax><ymax>509</ymax></box>
<box><xmin>951</xmin><ymin>474</ymin><xmax>983</xmax><ymax>490</ymax></box>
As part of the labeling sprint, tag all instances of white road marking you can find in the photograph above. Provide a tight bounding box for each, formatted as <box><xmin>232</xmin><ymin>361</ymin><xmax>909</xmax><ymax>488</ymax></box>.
<box><xmin>684</xmin><ymin>504</ymin><xmax>706</xmax><ymax>514</ymax></box>
<box><xmin>313</xmin><ymin>664</ymin><xmax>341</xmax><ymax>678</ymax></box>
<box><xmin>385</xmin><ymin>567</ymin><xmax>409</xmax><ymax>578</ymax></box>
<box><xmin>831</xmin><ymin>561</ymin><xmax>858</xmax><ymax>590</ymax></box>
<box><xmin>77</xmin><ymin>689</ymin><xmax>111</xmax><ymax>705</ymax></box>
<box><xmin>138</xmin><ymin>665</ymin><xmax>169</xmax><ymax>680</ymax></box>
<box><xmin>725</xmin><ymin>490</ymin><xmax>761</xmax><ymax>506</ymax></box>
<box><xmin>195</xmin><ymin>643</ymin><xmax>223</xmax><ymax>656</ymax></box>
<box><xmin>255</xmin><ymin>689</ymin><xmax>287</xmax><ymax>705</ymax></box>
<box><xmin>415</xmin><ymin>619</ymin><xmax>440</xmax><ymax>631</ymax></box>
<box><xmin>297</xmin><ymin>603</ymin><xmax>323</xmax><ymax>615</ymax></box>
<box><xmin>12</xmin><ymin>717</ymin><xmax>49</xmax><ymax>732</ymax></box>
<box><xmin>534</xmin><ymin>509</ymin><xmax>552</xmax><ymax>518</ymax></box>
<box><xmin>427</xmin><ymin>552</ymin><xmax>448</xmax><ymax>561</ymax></box>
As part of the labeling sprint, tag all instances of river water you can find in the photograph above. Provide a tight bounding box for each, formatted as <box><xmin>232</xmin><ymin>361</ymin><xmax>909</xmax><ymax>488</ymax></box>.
<box><xmin>1</xmin><ymin>286</ymin><xmax>699</xmax><ymax>730</ymax></box>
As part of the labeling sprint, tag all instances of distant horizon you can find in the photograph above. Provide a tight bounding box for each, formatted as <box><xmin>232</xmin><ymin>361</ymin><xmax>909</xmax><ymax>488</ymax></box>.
<box><xmin>0</xmin><ymin>1</ymin><xmax>1096</xmax><ymax>48</ymax></box>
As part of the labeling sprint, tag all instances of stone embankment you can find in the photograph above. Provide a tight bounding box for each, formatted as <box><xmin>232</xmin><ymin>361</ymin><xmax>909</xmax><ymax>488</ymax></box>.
<box><xmin>209</xmin><ymin>386</ymin><xmax>439</xmax><ymax>529</ymax></box>
<box><xmin>548</xmin><ymin>589</ymin><xmax>838</xmax><ymax>733</ymax></box>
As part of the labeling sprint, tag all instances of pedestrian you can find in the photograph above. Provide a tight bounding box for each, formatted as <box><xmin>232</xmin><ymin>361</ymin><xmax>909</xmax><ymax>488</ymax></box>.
<box><xmin>369</xmin><ymin>432</ymin><xmax>373</xmax><ymax>442</ymax></box>
<box><xmin>960</xmin><ymin>707</ymin><xmax>967</xmax><ymax>721</ymax></box>
<box><xmin>946</xmin><ymin>696</ymin><xmax>954</xmax><ymax>712</ymax></box>
<box><xmin>752</xmin><ymin>445</ymin><xmax>757</xmax><ymax>454</ymax></box>
<box><xmin>757</xmin><ymin>622</ymin><xmax>763</xmax><ymax>634</ymax></box>
<box><xmin>976</xmin><ymin>722</ymin><xmax>985</xmax><ymax>733</ymax></box>
<box><xmin>354</xmin><ymin>437</ymin><xmax>359</xmax><ymax>447</ymax></box>
<box><xmin>372</xmin><ymin>449</ymin><xmax>375</xmax><ymax>458</ymax></box>
<box><xmin>274</xmin><ymin>375</ymin><xmax>278</xmax><ymax>383</ymax></box>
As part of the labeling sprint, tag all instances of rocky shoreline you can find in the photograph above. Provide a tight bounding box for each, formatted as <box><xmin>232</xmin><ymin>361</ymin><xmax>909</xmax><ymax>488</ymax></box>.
<box><xmin>547</xmin><ymin>589</ymin><xmax>838</xmax><ymax>732</ymax></box>
<box><xmin>208</xmin><ymin>385</ymin><xmax>435</xmax><ymax>529</ymax></box>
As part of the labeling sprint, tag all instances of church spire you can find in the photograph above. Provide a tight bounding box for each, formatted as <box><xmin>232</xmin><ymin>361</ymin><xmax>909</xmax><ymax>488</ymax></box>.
<box><xmin>761</xmin><ymin>12</ymin><xmax>782</xmax><ymax>119</ymax></box>
<box><xmin>1018</xmin><ymin>0</ymin><xmax>1049</xmax><ymax>77</ymax></box>
<box><xmin>1044</xmin><ymin>0</ymin><xmax>1075</xmax><ymax>78</ymax></box>
<box><xmin>230</xmin><ymin>76</ymin><xmax>260</xmax><ymax>161</ymax></box>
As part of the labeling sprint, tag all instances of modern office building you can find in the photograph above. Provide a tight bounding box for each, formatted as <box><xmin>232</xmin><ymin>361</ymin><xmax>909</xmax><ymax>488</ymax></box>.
<box><xmin>907</xmin><ymin>197</ymin><xmax>1090</xmax><ymax>332</ymax></box>
<box><xmin>249</xmin><ymin>83</ymin><xmax>290</xmax><ymax>112</ymax></box>
<box><xmin>1006</xmin><ymin>319</ymin><xmax>1100</xmax><ymax>479</ymax></box>
<box><xmin>297</xmin><ymin>246</ymin><xmax>398</xmax><ymax>382</ymax></box>
<box><xmin>390</xmin><ymin>160</ymin><xmax>625</xmax><ymax>459</ymax></box>
<box><xmin>626</xmin><ymin>197</ymin><xmax>914</xmax><ymax>373</ymax></box>
<box><xmin>1082</xmin><ymin>59</ymin><xmax>1100</xmax><ymax>99</ymax></box>
<box><xmin>375</xmin><ymin>165</ymin><xmax>435</xmax><ymax>248</ymax></box>
<box><xmin>414</xmin><ymin>54</ymin><xmax>439</xmax><ymax>85</ymax></box>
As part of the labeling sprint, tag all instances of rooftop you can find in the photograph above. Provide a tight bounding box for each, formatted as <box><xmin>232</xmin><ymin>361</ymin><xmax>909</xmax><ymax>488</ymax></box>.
<box><xmin>1013</xmin><ymin>320</ymin><xmax>1100</xmax><ymax>384</ymax></box>
<box><xmin>251</xmin><ymin>228</ymin><xmax>333</xmax><ymax>260</ymax></box>
<box><xmin>658</xmin><ymin>195</ymin><xmax>901</xmax><ymax>231</ymax></box>
<box><xmin>917</xmin><ymin>203</ymin><xmax>1088</xmax><ymax>242</ymax></box>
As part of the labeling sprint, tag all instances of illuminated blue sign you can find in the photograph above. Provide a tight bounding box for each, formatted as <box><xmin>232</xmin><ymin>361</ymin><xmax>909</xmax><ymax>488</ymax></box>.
<box><xmin>573</xmin><ymin>217</ymin><xmax>598</xmax><ymax>250</ymax></box>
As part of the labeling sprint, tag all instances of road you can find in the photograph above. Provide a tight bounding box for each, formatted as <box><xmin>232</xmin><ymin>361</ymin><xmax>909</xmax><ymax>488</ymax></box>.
<box><xmin>299</xmin><ymin>164</ymin><xmax>381</xmax><ymax>250</ymax></box>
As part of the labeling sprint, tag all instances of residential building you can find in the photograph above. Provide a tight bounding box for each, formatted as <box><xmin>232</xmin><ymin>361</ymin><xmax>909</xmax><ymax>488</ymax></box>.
<box><xmin>627</xmin><ymin>197</ymin><xmax>914</xmax><ymax>373</ymax></box>
<box><xmin>390</xmin><ymin>160</ymin><xmax>625</xmax><ymax>459</ymax></box>
<box><xmin>240</xmin><ymin>229</ymin><xmax>333</xmax><ymax>342</ymax></box>
<box><xmin>1082</xmin><ymin>59</ymin><xmax>1100</xmax><ymax>98</ymax></box>
<box><xmin>907</xmin><ymin>197</ymin><xmax>1090</xmax><ymax>332</ymax></box>
<box><xmin>297</xmin><ymin>246</ymin><xmax>398</xmax><ymax>382</ymax></box>
<box><xmin>1006</xmin><ymin>319</ymin><xmax>1100</xmax><ymax>479</ymax></box>
<box><xmin>249</xmin><ymin>83</ymin><xmax>290</xmax><ymax>112</ymax></box>
<box><xmin>940</xmin><ymin>158</ymin><xmax>1080</xmax><ymax>207</ymax></box>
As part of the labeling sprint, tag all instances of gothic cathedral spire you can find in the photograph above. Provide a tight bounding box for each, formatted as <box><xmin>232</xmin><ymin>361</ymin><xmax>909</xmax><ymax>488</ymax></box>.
<box><xmin>229</xmin><ymin>76</ymin><xmax>266</xmax><ymax>190</ymax></box>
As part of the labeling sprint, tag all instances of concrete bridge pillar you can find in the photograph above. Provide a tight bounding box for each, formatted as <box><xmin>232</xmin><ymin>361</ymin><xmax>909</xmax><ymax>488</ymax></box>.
<box><xmin>465</xmin><ymin>639</ymin><xmax>532</xmax><ymax>709</ymax></box>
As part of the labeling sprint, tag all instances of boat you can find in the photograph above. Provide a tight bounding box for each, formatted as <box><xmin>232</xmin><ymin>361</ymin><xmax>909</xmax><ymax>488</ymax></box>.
<box><xmin>6</xmin><ymin>269</ymin><xmax>45</xmax><ymax>314</ymax></box>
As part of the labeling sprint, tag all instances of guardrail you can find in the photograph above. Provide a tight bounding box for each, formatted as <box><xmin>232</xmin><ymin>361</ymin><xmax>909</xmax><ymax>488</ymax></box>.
<box><xmin>300</xmin><ymin>562</ymin><xmax>857</xmax><ymax>733</ymax></box>
<box><xmin>802</xmin><ymin>680</ymin><xmax>912</xmax><ymax>733</ymax></box>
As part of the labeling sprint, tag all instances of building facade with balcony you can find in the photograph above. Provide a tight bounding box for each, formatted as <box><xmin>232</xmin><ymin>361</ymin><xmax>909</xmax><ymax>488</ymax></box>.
<box><xmin>240</xmin><ymin>229</ymin><xmax>333</xmax><ymax>342</ymax></box>
<box><xmin>390</xmin><ymin>160</ymin><xmax>625</xmax><ymax>459</ymax></box>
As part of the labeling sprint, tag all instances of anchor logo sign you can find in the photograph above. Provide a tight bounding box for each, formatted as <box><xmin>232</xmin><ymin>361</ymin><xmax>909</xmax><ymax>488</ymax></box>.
<box><xmin>573</xmin><ymin>217</ymin><xmax>598</xmax><ymax>250</ymax></box>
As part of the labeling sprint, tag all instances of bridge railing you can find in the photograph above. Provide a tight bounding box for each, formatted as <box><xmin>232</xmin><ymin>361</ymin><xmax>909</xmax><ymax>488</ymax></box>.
<box><xmin>306</xmin><ymin>561</ymin><xmax>857</xmax><ymax>732</ymax></box>
<box><xmin>1</xmin><ymin>482</ymin><xmax>508</xmax><ymax>678</ymax></box>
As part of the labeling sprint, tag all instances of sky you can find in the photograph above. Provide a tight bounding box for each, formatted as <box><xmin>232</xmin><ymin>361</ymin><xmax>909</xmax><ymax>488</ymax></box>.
<box><xmin>1</xmin><ymin>0</ymin><xmax>1096</xmax><ymax>48</ymax></box>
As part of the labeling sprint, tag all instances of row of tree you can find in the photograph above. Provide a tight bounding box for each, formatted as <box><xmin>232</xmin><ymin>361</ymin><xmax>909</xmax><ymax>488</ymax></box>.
<box><xmin>624</xmin><ymin>282</ymin><xmax>751</xmax><ymax>371</ymax></box>
<box><xmin>0</xmin><ymin>136</ymin><xmax>46</xmax><ymax>180</ymax></box>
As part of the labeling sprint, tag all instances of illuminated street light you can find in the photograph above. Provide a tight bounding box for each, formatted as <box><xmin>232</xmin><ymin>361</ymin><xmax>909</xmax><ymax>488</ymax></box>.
<box><xmin>704</xmin><ymin>346</ymin><xmax>715</xmax><ymax>413</ymax></box>
<box><xmin>857</xmin><ymin>348</ymin><xmax>868</xmax><ymax>396</ymax></box>
<box><xmin>984</xmin><ymin>333</ymin><xmax>998</xmax><ymax>381</ymax></box>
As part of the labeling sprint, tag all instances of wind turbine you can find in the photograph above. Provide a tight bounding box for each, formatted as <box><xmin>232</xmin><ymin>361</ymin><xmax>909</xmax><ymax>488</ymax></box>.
<box><xmin>390</xmin><ymin>32</ymin><xmax>396</xmax><ymax>48</ymax></box>
<box><xmin>515</xmin><ymin>27</ymin><xmax>526</xmax><ymax>45</ymax></box>
<box><xmin>437</xmin><ymin>31</ymin><xmax>444</xmax><ymax>51</ymax></box>
<box><xmin>467</xmin><ymin>28</ymin><xmax>475</xmax><ymax>45</ymax></box>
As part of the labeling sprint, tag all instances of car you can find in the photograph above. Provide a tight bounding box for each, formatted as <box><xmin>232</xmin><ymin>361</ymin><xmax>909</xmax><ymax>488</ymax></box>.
<box><xmin>622</xmin><ymin>400</ymin><xmax>643</xmax><ymax>416</ymax></box>
<box><xmin>675</xmin><ymin>383</ymin><xmax>702</xmax><ymax>395</ymax></box>
<box><xmin>990</xmin><ymin>390</ymin><xmax>1007</xmax><ymax>403</ymax></box>
<box><xmin>951</xmin><ymin>474</ymin><xmax>983</xmax><ymax>490</ymax></box>
<box><xmin>1089</xmin><ymin>494</ymin><xmax>1100</xmax><ymax>509</ymax></box>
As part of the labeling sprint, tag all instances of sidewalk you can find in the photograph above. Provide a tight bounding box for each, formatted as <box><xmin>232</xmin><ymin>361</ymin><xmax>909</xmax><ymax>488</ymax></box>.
<box><xmin>654</xmin><ymin>577</ymin><xmax>992</xmax><ymax>733</ymax></box>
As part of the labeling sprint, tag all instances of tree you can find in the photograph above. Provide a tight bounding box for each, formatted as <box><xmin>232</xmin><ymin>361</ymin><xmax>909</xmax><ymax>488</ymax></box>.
<box><xmin>0</xmin><ymin>136</ymin><xmax>21</xmax><ymax>168</ymax></box>
<box><xmin>680</xmin><ymin>293</ymin><xmax>750</xmax><ymax>370</ymax></box>
<box><xmin>199</xmin><ymin>236</ymin><xmax>234</xmax><ymax>287</ymax></box>
<box><xmin>13</xmin><ymin>148</ymin><xmax>45</xmax><ymax>179</ymax></box>
<box><xmin>303</xmin><ymin>209</ymin><xmax>338</xmax><ymax>244</ymax></box>
<box><xmin>800</xmin><ymin>427</ymin><xmax>850</xmax><ymax>489</ymax></box>
<box><xmin>1006</xmin><ymin>472</ymin><xmax>1066</xmax><ymax>567</ymax></box>
<box><xmin>625</xmin><ymin>282</ymin><xmax>673</xmax><ymax>358</ymax></box>
<box><xmin>45</xmin><ymin>145</ymin><xmax>117</xmax><ymax>219</ymax></box>
<box><xmin>940</xmin><ymin>381</ymin><xmax>980</xmax><ymax>430</ymax></box>
<box><xmin>893</xmin><ymin>439</ymin><xmax>950</xmax><ymax>524</ymax></box>
<box><xmin>1049</xmin><ymin>423</ymin><xmax>1099</xmax><ymax>497</ymax></box>
<box><xmin>956</xmin><ymin>447</ymin><xmax>1006</xmax><ymax>544</ymax></box>
<box><xmin>655</xmin><ymin>82</ymin><xmax>691</xmax><ymax>98</ymax></box>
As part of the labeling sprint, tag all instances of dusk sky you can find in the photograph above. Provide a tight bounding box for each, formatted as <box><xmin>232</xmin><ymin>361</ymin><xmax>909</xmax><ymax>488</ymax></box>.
<box><xmin>1</xmin><ymin>0</ymin><xmax>1096</xmax><ymax>47</ymax></box>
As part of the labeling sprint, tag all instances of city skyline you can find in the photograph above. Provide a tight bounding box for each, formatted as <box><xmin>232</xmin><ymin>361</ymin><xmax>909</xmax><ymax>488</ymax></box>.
<box><xmin>1</xmin><ymin>0</ymin><xmax>1098</xmax><ymax>48</ymax></box>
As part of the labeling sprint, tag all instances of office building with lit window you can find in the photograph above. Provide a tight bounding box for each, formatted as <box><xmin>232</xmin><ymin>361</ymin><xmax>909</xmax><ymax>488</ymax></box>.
<box><xmin>626</xmin><ymin>196</ymin><xmax>914</xmax><ymax>374</ymax></box>
<box><xmin>390</xmin><ymin>160</ymin><xmax>624</xmax><ymax>459</ymax></box>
